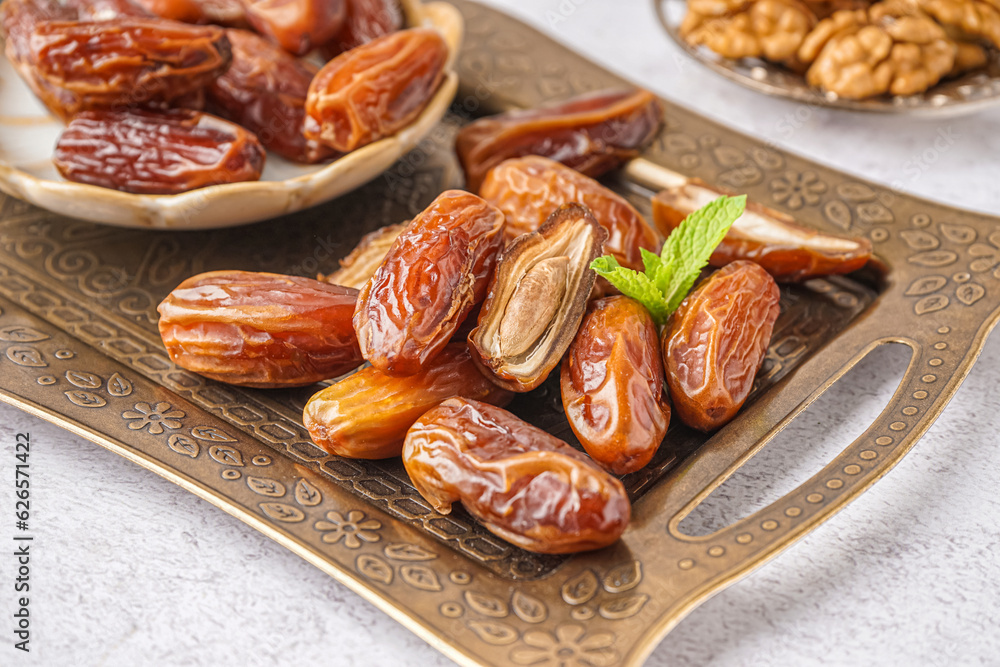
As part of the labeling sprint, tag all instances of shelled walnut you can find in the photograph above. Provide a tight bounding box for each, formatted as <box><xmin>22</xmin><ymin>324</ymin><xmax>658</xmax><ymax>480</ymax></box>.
<box><xmin>805</xmin><ymin>10</ymin><xmax>957</xmax><ymax>97</ymax></box>
<box><xmin>952</xmin><ymin>40</ymin><xmax>990</xmax><ymax>73</ymax></box>
<box><xmin>919</xmin><ymin>0</ymin><xmax>1000</xmax><ymax>49</ymax></box>
<box><xmin>680</xmin><ymin>0</ymin><xmax>996</xmax><ymax>100</ymax></box>
<box><xmin>682</xmin><ymin>0</ymin><xmax>818</xmax><ymax>65</ymax></box>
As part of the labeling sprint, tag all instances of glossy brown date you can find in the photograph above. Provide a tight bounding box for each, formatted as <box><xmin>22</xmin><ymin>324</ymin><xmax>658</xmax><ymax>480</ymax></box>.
<box><xmin>208</xmin><ymin>29</ymin><xmax>337</xmax><ymax>164</ymax></box>
<box><xmin>457</xmin><ymin>88</ymin><xmax>663</xmax><ymax>192</ymax></box>
<box><xmin>663</xmin><ymin>260</ymin><xmax>780</xmax><ymax>431</ymax></box>
<box><xmin>158</xmin><ymin>271</ymin><xmax>362</xmax><ymax>388</ymax></box>
<box><xmin>303</xmin><ymin>344</ymin><xmax>512</xmax><ymax>459</ymax></box>
<box><xmin>53</xmin><ymin>109</ymin><xmax>265</xmax><ymax>194</ymax></box>
<box><xmin>561</xmin><ymin>296</ymin><xmax>670</xmax><ymax>475</ymax></box>
<box><xmin>242</xmin><ymin>0</ymin><xmax>345</xmax><ymax>55</ymax></box>
<box><xmin>479</xmin><ymin>155</ymin><xmax>661</xmax><ymax>273</ymax></box>
<box><xmin>321</xmin><ymin>0</ymin><xmax>402</xmax><ymax>57</ymax></box>
<box><xmin>305</xmin><ymin>28</ymin><xmax>448</xmax><ymax>153</ymax></box>
<box><xmin>354</xmin><ymin>191</ymin><xmax>505</xmax><ymax>376</ymax></box>
<box><xmin>23</xmin><ymin>18</ymin><xmax>232</xmax><ymax>121</ymax></box>
<box><xmin>402</xmin><ymin>398</ymin><xmax>631</xmax><ymax>554</ymax></box>
<box><xmin>133</xmin><ymin>0</ymin><xmax>247</xmax><ymax>24</ymax></box>
<box><xmin>652</xmin><ymin>180</ymin><xmax>872</xmax><ymax>281</ymax></box>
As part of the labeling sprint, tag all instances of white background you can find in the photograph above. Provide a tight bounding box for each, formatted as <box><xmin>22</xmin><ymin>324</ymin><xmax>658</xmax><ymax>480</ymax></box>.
<box><xmin>2</xmin><ymin>1</ymin><xmax>999</xmax><ymax>665</ymax></box>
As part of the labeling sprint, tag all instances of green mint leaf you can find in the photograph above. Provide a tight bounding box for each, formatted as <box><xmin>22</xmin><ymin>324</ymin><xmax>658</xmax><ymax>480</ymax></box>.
<box><xmin>588</xmin><ymin>194</ymin><xmax>746</xmax><ymax>328</ymax></box>
<box><xmin>591</xmin><ymin>256</ymin><xmax>670</xmax><ymax>327</ymax></box>
<box><xmin>639</xmin><ymin>247</ymin><xmax>672</xmax><ymax>292</ymax></box>
<box><xmin>659</xmin><ymin>194</ymin><xmax>746</xmax><ymax>314</ymax></box>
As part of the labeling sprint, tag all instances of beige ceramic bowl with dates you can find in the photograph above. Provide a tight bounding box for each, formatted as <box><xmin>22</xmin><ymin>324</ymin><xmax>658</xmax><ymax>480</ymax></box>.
<box><xmin>0</xmin><ymin>0</ymin><xmax>462</xmax><ymax>230</ymax></box>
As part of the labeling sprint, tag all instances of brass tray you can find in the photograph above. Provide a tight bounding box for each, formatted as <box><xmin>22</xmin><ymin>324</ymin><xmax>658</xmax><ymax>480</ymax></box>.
<box><xmin>1</xmin><ymin>2</ymin><xmax>998</xmax><ymax>665</ymax></box>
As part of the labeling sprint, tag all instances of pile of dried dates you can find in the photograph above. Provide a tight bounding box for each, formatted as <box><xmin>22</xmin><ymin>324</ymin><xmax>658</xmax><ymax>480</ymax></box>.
<box><xmin>680</xmin><ymin>0</ymin><xmax>998</xmax><ymax>100</ymax></box>
<box><xmin>0</xmin><ymin>0</ymin><xmax>448</xmax><ymax>193</ymax></box>
<box><xmin>157</xmin><ymin>88</ymin><xmax>873</xmax><ymax>554</ymax></box>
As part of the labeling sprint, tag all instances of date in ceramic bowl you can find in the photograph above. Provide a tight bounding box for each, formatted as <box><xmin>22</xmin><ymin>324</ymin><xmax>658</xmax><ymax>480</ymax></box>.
<box><xmin>0</xmin><ymin>0</ymin><xmax>462</xmax><ymax>229</ymax></box>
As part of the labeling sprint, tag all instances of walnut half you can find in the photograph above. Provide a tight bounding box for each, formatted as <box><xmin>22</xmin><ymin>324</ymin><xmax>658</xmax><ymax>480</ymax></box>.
<box><xmin>804</xmin><ymin>7</ymin><xmax>959</xmax><ymax>98</ymax></box>
<box><xmin>682</xmin><ymin>0</ymin><xmax>818</xmax><ymax>65</ymax></box>
<box><xmin>919</xmin><ymin>0</ymin><xmax>1000</xmax><ymax>49</ymax></box>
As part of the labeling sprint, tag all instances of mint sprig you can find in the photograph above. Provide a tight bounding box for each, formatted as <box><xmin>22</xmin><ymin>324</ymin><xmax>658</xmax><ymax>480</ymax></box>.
<box><xmin>590</xmin><ymin>195</ymin><xmax>746</xmax><ymax>327</ymax></box>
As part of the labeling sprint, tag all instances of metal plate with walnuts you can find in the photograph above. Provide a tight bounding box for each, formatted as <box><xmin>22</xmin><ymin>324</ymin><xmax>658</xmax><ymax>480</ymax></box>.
<box><xmin>0</xmin><ymin>2</ymin><xmax>999</xmax><ymax>666</ymax></box>
<box><xmin>656</xmin><ymin>0</ymin><xmax>1000</xmax><ymax>116</ymax></box>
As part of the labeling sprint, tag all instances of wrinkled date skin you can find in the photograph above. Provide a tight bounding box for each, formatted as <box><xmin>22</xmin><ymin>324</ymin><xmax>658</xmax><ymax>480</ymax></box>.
<box><xmin>479</xmin><ymin>156</ymin><xmax>661</xmax><ymax>273</ymax></box>
<box><xmin>305</xmin><ymin>28</ymin><xmax>448</xmax><ymax>153</ymax></box>
<box><xmin>242</xmin><ymin>0</ymin><xmax>345</xmax><ymax>55</ymax></box>
<box><xmin>354</xmin><ymin>191</ymin><xmax>505</xmax><ymax>376</ymax></box>
<box><xmin>653</xmin><ymin>180</ymin><xmax>872</xmax><ymax>281</ymax></box>
<box><xmin>663</xmin><ymin>261</ymin><xmax>780</xmax><ymax>431</ymax></box>
<box><xmin>23</xmin><ymin>18</ymin><xmax>232</xmax><ymax>121</ymax></box>
<box><xmin>54</xmin><ymin>109</ymin><xmax>265</xmax><ymax>194</ymax></box>
<box><xmin>402</xmin><ymin>398</ymin><xmax>631</xmax><ymax>554</ymax></box>
<box><xmin>208</xmin><ymin>29</ymin><xmax>337</xmax><ymax>163</ymax></box>
<box><xmin>321</xmin><ymin>0</ymin><xmax>402</xmax><ymax>57</ymax></box>
<box><xmin>561</xmin><ymin>296</ymin><xmax>670</xmax><ymax>475</ymax></box>
<box><xmin>133</xmin><ymin>0</ymin><xmax>247</xmax><ymax>25</ymax></box>
<box><xmin>303</xmin><ymin>344</ymin><xmax>512</xmax><ymax>459</ymax></box>
<box><xmin>158</xmin><ymin>271</ymin><xmax>362</xmax><ymax>388</ymax></box>
<box><xmin>457</xmin><ymin>88</ymin><xmax>664</xmax><ymax>192</ymax></box>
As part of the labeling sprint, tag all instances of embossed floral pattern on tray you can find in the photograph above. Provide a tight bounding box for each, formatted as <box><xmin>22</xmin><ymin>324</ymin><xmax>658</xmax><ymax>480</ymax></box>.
<box><xmin>314</xmin><ymin>510</ymin><xmax>383</xmax><ymax>548</ymax></box>
<box><xmin>122</xmin><ymin>401</ymin><xmax>185</xmax><ymax>434</ymax></box>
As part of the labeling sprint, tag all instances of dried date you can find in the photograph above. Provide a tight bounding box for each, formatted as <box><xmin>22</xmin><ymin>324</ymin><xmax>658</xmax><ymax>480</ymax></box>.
<box><xmin>303</xmin><ymin>344</ymin><xmax>512</xmax><ymax>459</ymax></box>
<box><xmin>208</xmin><ymin>29</ymin><xmax>337</xmax><ymax>164</ymax></box>
<box><xmin>457</xmin><ymin>88</ymin><xmax>663</xmax><ymax>192</ymax></box>
<box><xmin>305</xmin><ymin>28</ymin><xmax>449</xmax><ymax>153</ymax></box>
<box><xmin>354</xmin><ymin>191</ymin><xmax>505</xmax><ymax>376</ymax></box>
<box><xmin>23</xmin><ymin>18</ymin><xmax>232</xmax><ymax>121</ymax></box>
<box><xmin>479</xmin><ymin>155</ymin><xmax>661</xmax><ymax>274</ymax></box>
<box><xmin>54</xmin><ymin>109</ymin><xmax>265</xmax><ymax>194</ymax></box>
<box><xmin>652</xmin><ymin>180</ymin><xmax>872</xmax><ymax>281</ymax></box>
<box><xmin>469</xmin><ymin>204</ymin><xmax>605</xmax><ymax>392</ymax></box>
<box><xmin>561</xmin><ymin>296</ymin><xmax>670</xmax><ymax>475</ymax></box>
<box><xmin>132</xmin><ymin>0</ymin><xmax>247</xmax><ymax>24</ymax></box>
<box><xmin>402</xmin><ymin>398</ymin><xmax>631</xmax><ymax>554</ymax></box>
<box><xmin>320</xmin><ymin>0</ymin><xmax>402</xmax><ymax>57</ymax></box>
<box><xmin>158</xmin><ymin>271</ymin><xmax>362</xmax><ymax>387</ymax></box>
<box><xmin>663</xmin><ymin>260</ymin><xmax>780</xmax><ymax>431</ymax></box>
<box><xmin>242</xmin><ymin>0</ymin><xmax>345</xmax><ymax>55</ymax></box>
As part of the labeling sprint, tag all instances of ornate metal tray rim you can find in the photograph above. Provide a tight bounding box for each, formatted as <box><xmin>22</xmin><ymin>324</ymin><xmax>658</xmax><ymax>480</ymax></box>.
<box><xmin>0</xmin><ymin>390</ymin><xmax>487</xmax><ymax>667</ymax></box>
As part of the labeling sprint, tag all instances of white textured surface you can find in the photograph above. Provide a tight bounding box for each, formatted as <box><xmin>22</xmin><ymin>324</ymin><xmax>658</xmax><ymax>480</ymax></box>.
<box><xmin>1</xmin><ymin>1</ymin><xmax>999</xmax><ymax>665</ymax></box>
